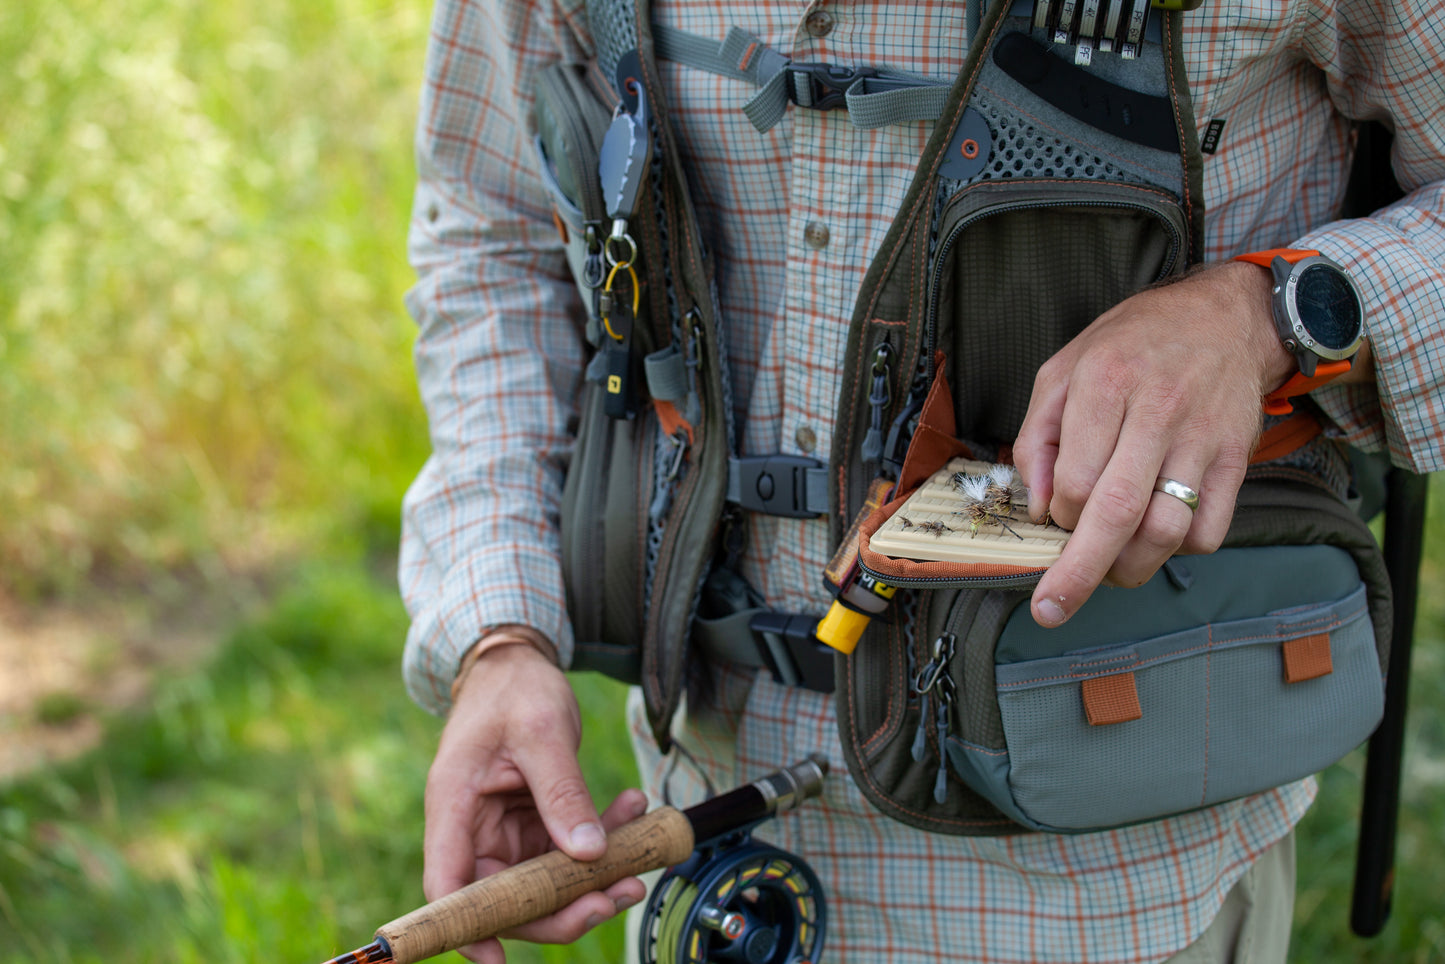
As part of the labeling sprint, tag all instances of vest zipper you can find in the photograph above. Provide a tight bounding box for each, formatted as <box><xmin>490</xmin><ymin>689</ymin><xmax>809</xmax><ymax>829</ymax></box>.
<box><xmin>565</xmin><ymin>387</ymin><xmax>610</xmax><ymax>641</ymax></box>
<box><xmin>539</xmin><ymin>68</ymin><xmax>609</xmax><ymax>226</ymax></box>
<box><xmin>856</xmin><ymin>561</ymin><xmax>1047</xmax><ymax>590</ymax></box>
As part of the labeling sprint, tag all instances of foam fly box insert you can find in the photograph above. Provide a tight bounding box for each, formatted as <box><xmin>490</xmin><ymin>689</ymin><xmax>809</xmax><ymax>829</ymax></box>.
<box><xmin>868</xmin><ymin>458</ymin><xmax>1071</xmax><ymax>567</ymax></box>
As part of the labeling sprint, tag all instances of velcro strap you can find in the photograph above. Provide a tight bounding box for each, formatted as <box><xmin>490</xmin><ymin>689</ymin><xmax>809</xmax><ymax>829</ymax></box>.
<box><xmin>726</xmin><ymin>455</ymin><xmax>829</xmax><ymax>517</ymax></box>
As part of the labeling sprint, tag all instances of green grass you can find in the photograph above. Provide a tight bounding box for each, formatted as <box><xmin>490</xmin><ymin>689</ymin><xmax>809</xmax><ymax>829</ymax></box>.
<box><xmin>0</xmin><ymin>561</ymin><xmax>638</xmax><ymax>964</ymax></box>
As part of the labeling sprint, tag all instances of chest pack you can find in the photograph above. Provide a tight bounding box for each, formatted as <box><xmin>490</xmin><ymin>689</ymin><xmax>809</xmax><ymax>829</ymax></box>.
<box><xmin>533</xmin><ymin>0</ymin><xmax>1393</xmax><ymax>835</ymax></box>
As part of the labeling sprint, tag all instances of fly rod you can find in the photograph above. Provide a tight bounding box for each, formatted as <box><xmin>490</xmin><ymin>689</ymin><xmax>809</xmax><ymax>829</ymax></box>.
<box><xmin>321</xmin><ymin>756</ymin><xmax>829</xmax><ymax>964</ymax></box>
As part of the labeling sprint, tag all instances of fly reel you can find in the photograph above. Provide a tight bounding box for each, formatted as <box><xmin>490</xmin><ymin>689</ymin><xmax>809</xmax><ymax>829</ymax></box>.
<box><xmin>637</xmin><ymin>834</ymin><xmax>826</xmax><ymax>964</ymax></box>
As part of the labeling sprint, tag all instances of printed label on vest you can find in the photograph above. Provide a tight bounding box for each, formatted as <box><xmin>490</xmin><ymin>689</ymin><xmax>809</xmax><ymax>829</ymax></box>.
<box><xmin>1201</xmin><ymin>118</ymin><xmax>1227</xmax><ymax>155</ymax></box>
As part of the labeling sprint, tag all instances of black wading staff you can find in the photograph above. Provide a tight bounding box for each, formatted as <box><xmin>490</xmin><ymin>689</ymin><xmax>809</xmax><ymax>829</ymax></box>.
<box><xmin>1339</xmin><ymin>118</ymin><xmax>1419</xmax><ymax>939</ymax></box>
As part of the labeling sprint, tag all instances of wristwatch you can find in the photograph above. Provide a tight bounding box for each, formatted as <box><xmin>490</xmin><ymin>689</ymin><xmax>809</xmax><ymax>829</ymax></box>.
<box><xmin>1233</xmin><ymin>248</ymin><xmax>1366</xmax><ymax>415</ymax></box>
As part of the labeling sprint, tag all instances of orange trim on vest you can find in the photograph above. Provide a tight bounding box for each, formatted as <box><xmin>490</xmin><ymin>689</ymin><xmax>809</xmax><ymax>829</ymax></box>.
<box><xmin>1082</xmin><ymin>672</ymin><xmax>1143</xmax><ymax>726</ymax></box>
<box><xmin>1282</xmin><ymin>633</ymin><xmax>1334</xmax><ymax>684</ymax></box>
<box><xmin>653</xmin><ymin>400</ymin><xmax>694</xmax><ymax>447</ymax></box>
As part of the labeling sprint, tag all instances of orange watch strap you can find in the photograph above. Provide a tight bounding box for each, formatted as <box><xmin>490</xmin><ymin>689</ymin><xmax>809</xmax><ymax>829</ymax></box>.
<box><xmin>1233</xmin><ymin>247</ymin><xmax>1319</xmax><ymax>268</ymax></box>
<box><xmin>1251</xmin><ymin>410</ymin><xmax>1324</xmax><ymax>463</ymax></box>
<box><xmin>1261</xmin><ymin>359</ymin><xmax>1353</xmax><ymax>415</ymax></box>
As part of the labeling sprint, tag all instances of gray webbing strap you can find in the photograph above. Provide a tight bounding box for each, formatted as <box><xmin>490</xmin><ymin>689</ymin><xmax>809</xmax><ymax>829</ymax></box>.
<box><xmin>693</xmin><ymin>607</ymin><xmax>770</xmax><ymax>666</ymax></box>
<box><xmin>653</xmin><ymin>23</ymin><xmax>950</xmax><ymax>132</ymax></box>
<box><xmin>643</xmin><ymin>345</ymin><xmax>689</xmax><ymax>401</ymax></box>
<box><xmin>692</xmin><ymin>606</ymin><xmax>835</xmax><ymax>691</ymax></box>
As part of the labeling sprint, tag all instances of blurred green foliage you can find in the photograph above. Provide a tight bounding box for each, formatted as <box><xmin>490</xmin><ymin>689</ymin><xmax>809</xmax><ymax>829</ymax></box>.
<box><xmin>0</xmin><ymin>0</ymin><xmax>431</xmax><ymax>594</ymax></box>
<box><xmin>0</xmin><ymin>563</ymin><xmax>638</xmax><ymax>964</ymax></box>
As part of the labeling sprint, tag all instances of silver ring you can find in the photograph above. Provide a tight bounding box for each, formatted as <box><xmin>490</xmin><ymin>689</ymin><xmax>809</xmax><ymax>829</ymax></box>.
<box><xmin>1154</xmin><ymin>477</ymin><xmax>1200</xmax><ymax>513</ymax></box>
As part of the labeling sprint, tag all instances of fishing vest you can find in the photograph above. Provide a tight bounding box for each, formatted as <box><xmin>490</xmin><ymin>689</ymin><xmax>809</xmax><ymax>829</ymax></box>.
<box><xmin>534</xmin><ymin>0</ymin><xmax>1393</xmax><ymax>834</ymax></box>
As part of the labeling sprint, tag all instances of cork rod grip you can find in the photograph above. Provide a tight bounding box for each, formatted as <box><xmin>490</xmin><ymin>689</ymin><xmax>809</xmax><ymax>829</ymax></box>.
<box><xmin>376</xmin><ymin>806</ymin><xmax>695</xmax><ymax>964</ymax></box>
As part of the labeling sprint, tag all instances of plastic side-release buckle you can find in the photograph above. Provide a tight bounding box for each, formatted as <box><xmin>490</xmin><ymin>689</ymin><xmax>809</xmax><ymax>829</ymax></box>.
<box><xmin>748</xmin><ymin>612</ymin><xmax>836</xmax><ymax>693</ymax></box>
<box><xmin>786</xmin><ymin>63</ymin><xmax>878</xmax><ymax>111</ymax></box>
<box><xmin>727</xmin><ymin>454</ymin><xmax>829</xmax><ymax>518</ymax></box>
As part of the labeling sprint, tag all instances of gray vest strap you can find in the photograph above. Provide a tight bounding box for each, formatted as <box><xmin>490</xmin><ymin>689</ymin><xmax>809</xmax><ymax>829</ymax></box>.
<box><xmin>653</xmin><ymin>23</ymin><xmax>952</xmax><ymax>132</ymax></box>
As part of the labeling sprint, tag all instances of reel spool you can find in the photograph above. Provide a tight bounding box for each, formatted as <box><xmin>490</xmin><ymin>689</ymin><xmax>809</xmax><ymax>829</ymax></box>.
<box><xmin>638</xmin><ymin>835</ymin><xmax>826</xmax><ymax>964</ymax></box>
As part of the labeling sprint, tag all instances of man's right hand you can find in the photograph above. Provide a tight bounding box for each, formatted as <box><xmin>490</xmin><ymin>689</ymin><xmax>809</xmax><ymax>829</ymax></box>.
<box><xmin>424</xmin><ymin>639</ymin><xmax>649</xmax><ymax>964</ymax></box>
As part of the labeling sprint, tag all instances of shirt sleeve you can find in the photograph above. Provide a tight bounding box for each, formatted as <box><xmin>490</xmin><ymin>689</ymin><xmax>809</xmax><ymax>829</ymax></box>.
<box><xmin>399</xmin><ymin>0</ymin><xmax>593</xmax><ymax>715</ymax></box>
<box><xmin>1297</xmin><ymin>1</ymin><xmax>1445</xmax><ymax>473</ymax></box>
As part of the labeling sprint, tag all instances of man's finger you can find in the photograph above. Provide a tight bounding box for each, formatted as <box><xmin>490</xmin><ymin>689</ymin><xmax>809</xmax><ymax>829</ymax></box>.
<box><xmin>1104</xmin><ymin>484</ymin><xmax>1199</xmax><ymax>587</ymax></box>
<box><xmin>1046</xmin><ymin>364</ymin><xmax>1132</xmax><ymax>531</ymax></box>
<box><xmin>456</xmin><ymin>937</ymin><xmax>505</xmax><ymax>964</ymax></box>
<box><xmin>513</xmin><ymin>733</ymin><xmax>606</xmax><ymax>861</ymax></box>
<box><xmin>1013</xmin><ymin>369</ymin><xmax>1069</xmax><ymax>521</ymax></box>
<box><xmin>423</xmin><ymin>755</ymin><xmax>494</xmax><ymax>901</ymax></box>
<box><xmin>600</xmin><ymin>788</ymin><xmax>650</xmax><ymax>830</ymax></box>
<box><xmin>502</xmin><ymin>882</ymin><xmax>644</xmax><ymax>945</ymax></box>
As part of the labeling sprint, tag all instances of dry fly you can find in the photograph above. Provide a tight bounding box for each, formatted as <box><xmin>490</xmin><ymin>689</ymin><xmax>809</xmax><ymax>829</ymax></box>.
<box><xmin>898</xmin><ymin>515</ymin><xmax>952</xmax><ymax>537</ymax></box>
<box><xmin>985</xmin><ymin>464</ymin><xmax>1023</xmax><ymax>516</ymax></box>
<box><xmin>951</xmin><ymin>471</ymin><xmax>1024</xmax><ymax>540</ymax></box>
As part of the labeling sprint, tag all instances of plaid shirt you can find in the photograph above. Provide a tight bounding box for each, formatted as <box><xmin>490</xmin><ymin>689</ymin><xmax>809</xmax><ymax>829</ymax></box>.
<box><xmin>401</xmin><ymin>1</ymin><xmax>1445</xmax><ymax>959</ymax></box>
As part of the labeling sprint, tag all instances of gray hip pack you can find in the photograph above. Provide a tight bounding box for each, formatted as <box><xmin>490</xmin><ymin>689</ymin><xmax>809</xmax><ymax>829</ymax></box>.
<box><xmin>533</xmin><ymin>0</ymin><xmax>1393</xmax><ymax>835</ymax></box>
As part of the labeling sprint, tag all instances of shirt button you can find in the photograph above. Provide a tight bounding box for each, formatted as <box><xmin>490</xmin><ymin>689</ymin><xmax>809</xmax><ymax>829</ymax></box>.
<box><xmin>804</xmin><ymin>221</ymin><xmax>830</xmax><ymax>249</ymax></box>
<box><xmin>805</xmin><ymin>9</ymin><xmax>835</xmax><ymax>38</ymax></box>
<box><xmin>426</xmin><ymin>202</ymin><xmax>440</xmax><ymax>223</ymax></box>
<box><xmin>795</xmin><ymin>425</ymin><xmax>817</xmax><ymax>453</ymax></box>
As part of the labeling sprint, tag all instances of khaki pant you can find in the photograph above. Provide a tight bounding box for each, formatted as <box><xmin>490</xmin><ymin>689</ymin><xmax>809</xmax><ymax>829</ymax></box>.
<box><xmin>1164</xmin><ymin>832</ymin><xmax>1296</xmax><ymax>964</ymax></box>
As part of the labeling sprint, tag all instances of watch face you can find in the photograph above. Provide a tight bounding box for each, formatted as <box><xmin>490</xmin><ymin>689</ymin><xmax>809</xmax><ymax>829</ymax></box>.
<box><xmin>1294</xmin><ymin>263</ymin><xmax>1362</xmax><ymax>351</ymax></box>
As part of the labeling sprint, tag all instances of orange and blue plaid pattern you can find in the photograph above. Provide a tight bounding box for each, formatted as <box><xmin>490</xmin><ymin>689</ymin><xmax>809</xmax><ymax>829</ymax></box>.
<box><xmin>400</xmin><ymin>0</ymin><xmax>1444</xmax><ymax>958</ymax></box>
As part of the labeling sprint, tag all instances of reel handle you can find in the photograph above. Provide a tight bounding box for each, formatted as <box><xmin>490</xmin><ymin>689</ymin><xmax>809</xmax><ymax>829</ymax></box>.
<box><xmin>377</xmin><ymin>806</ymin><xmax>695</xmax><ymax>964</ymax></box>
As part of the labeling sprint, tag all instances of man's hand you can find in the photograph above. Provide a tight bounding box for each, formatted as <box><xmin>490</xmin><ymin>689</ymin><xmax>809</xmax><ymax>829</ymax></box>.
<box><xmin>424</xmin><ymin>639</ymin><xmax>649</xmax><ymax>964</ymax></box>
<box><xmin>1013</xmin><ymin>261</ymin><xmax>1297</xmax><ymax>628</ymax></box>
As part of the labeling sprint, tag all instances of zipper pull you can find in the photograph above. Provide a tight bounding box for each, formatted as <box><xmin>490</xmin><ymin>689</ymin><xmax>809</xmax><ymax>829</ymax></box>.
<box><xmin>860</xmin><ymin>341</ymin><xmax>892</xmax><ymax>464</ymax></box>
<box><xmin>911</xmin><ymin>632</ymin><xmax>956</xmax><ymax>776</ymax></box>
<box><xmin>583</xmin><ymin>223</ymin><xmax>605</xmax><ymax>289</ymax></box>
<box><xmin>683</xmin><ymin>309</ymin><xmax>703</xmax><ymax>427</ymax></box>
<box><xmin>911</xmin><ymin>695</ymin><xmax>930</xmax><ymax>762</ymax></box>
<box><xmin>932</xmin><ymin>676</ymin><xmax>955</xmax><ymax>803</ymax></box>
<box><xmin>881</xmin><ymin>356</ymin><xmax>929</xmax><ymax>478</ymax></box>
<box><xmin>912</xmin><ymin>631</ymin><xmax>956</xmax><ymax>696</ymax></box>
